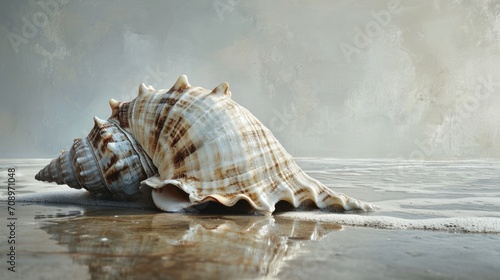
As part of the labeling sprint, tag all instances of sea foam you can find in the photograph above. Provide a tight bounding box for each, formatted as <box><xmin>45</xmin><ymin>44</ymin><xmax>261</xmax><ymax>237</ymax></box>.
<box><xmin>278</xmin><ymin>212</ymin><xmax>500</xmax><ymax>234</ymax></box>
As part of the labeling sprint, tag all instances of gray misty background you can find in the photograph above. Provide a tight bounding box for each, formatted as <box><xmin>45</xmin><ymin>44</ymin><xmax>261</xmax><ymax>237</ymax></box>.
<box><xmin>1</xmin><ymin>0</ymin><xmax>500</xmax><ymax>159</ymax></box>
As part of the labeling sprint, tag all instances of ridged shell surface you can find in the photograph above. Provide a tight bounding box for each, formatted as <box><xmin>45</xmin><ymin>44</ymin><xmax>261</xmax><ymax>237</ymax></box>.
<box><xmin>109</xmin><ymin>75</ymin><xmax>378</xmax><ymax>214</ymax></box>
<box><xmin>35</xmin><ymin>117</ymin><xmax>157</xmax><ymax>196</ymax></box>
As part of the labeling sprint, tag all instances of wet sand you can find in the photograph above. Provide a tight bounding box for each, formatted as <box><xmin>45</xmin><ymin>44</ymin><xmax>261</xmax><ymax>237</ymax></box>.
<box><xmin>1</xmin><ymin>203</ymin><xmax>499</xmax><ymax>280</ymax></box>
<box><xmin>1</xmin><ymin>159</ymin><xmax>500</xmax><ymax>279</ymax></box>
<box><xmin>0</xmin><ymin>204</ymin><xmax>500</xmax><ymax>279</ymax></box>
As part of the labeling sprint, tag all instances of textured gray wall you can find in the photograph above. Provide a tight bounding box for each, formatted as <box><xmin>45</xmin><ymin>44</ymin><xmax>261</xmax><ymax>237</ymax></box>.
<box><xmin>1</xmin><ymin>0</ymin><xmax>500</xmax><ymax>159</ymax></box>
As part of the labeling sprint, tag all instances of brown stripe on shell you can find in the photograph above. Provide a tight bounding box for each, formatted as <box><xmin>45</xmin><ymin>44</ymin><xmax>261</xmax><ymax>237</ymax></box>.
<box><xmin>168</xmin><ymin>117</ymin><xmax>188</xmax><ymax>149</ymax></box>
<box><xmin>164</xmin><ymin>93</ymin><xmax>201</xmax><ymax>150</ymax></box>
<box><xmin>118</xmin><ymin>102</ymin><xmax>130</xmax><ymax>128</ymax></box>
<box><xmin>151</xmin><ymin>94</ymin><xmax>178</xmax><ymax>152</ymax></box>
<box><xmin>103</xmin><ymin>154</ymin><xmax>122</xmax><ymax>183</ymax></box>
<box><xmin>172</xmin><ymin>141</ymin><xmax>197</xmax><ymax>169</ymax></box>
<box><xmin>86</xmin><ymin>126</ymin><xmax>111</xmax><ymax>194</ymax></box>
<box><xmin>93</xmin><ymin>130</ymin><xmax>114</xmax><ymax>154</ymax></box>
<box><xmin>293</xmin><ymin>188</ymin><xmax>306</xmax><ymax>197</ymax></box>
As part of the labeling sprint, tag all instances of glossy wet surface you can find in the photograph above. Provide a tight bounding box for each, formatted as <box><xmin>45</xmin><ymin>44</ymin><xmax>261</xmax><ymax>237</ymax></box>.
<box><xmin>38</xmin><ymin>208</ymin><xmax>343</xmax><ymax>278</ymax></box>
<box><xmin>1</xmin><ymin>159</ymin><xmax>500</xmax><ymax>279</ymax></box>
<box><xmin>0</xmin><ymin>203</ymin><xmax>498</xmax><ymax>280</ymax></box>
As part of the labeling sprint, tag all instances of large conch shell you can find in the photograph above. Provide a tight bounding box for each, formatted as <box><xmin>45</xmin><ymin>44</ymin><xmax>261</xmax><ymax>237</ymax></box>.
<box><xmin>104</xmin><ymin>75</ymin><xmax>378</xmax><ymax>214</ymax></box>
<box><xmin>35</xmin><ymin>117</ymin><xmax>157</xmax><ymax>196</ymax></box>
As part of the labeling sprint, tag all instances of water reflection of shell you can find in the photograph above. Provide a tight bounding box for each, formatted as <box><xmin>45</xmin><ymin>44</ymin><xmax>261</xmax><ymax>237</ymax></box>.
<box><xmin>40</xmin><ymin>213</ymin><xmax>342</xmax><ymax>279</ymax></box>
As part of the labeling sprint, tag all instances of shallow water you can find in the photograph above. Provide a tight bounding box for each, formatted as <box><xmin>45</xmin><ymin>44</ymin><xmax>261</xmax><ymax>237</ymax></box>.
<box><xmin>282</xmin><ymin>158</ymin><xmax>500</xmax><ymax>233</ymax></box>
<box><xmin>1</xmin><ymin>158</ymin><xmax>500</xmax><ymax>279</ymax></box>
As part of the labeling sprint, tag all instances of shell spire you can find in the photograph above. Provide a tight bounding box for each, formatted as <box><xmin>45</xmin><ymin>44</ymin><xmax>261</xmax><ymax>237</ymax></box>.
<box><xmin>35</xmin><ymin>117</ymin><xmax>157</xmax><ymax>196</ymax></box>
<box><xmin>35</xmin><ymin>149</ymin><xmax>79</xmax><ymax>187</ymax></box>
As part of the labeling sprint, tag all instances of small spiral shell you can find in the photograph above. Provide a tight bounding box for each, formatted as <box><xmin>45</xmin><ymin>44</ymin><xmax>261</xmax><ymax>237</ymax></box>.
<box><xmin>35</xmin><ymin>117</ymin><xmax>157</xmax><ymax>196</ymax></box>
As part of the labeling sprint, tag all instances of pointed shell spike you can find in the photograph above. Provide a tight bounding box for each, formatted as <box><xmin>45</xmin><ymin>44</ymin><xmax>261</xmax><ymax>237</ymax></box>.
<box><xmin>109</xmin><ymin>98</ymin><xmax>120</xmax><ymax>118</ymax></box>
<box><xmin>211</xmin><ymin>82</ymin><xmax>230</xmax><ymax>97</ymax></box>
<box><xmin>109</xmin><ymin>98</ymin><xmax>120</xmax><ymax>109</ymax></box>
<box><xmin>138</xmin><ymin>83</ymin><xmax>156</xmax><ymax>96</ymax></box>
<box><xmin>93</xmin><ymin>116</ymin><xmax>106</xmax><ymax>127</ymax></box>
<box><xmin>172</xmin><ymin>75</ymin><xmax>190</xmax><ymax>91</ymax></box>
<box><xmin>139</xmin><ymin>83</ymin><xmax>148</xmax><ymax>95</ymax></box>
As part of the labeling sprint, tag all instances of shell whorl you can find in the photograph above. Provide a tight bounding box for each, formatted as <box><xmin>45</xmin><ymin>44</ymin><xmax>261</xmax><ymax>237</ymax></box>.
<box><xmin>35</xmin><ymin>117</ymin><xmax>157</xmax><ymax>196</ymax></box>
